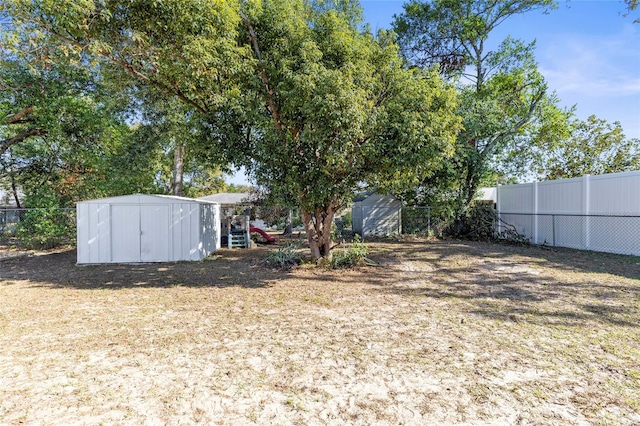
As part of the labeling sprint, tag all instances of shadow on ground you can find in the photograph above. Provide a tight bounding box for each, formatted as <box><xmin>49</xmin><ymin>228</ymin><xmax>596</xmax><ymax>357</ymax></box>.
<box><xmin>361</xmin><ymin>239</ymin><xmax>640</xmax><ymax>328</ymax></box>
<box><xmin>0</xmin><ymin>246</ymin><xmax>282</xmax><ymax>290</ymax></box>
<box><xmin>2</xmin><ymin>238</ymin><xmax>639</xmax><ymax>330</ymax></box>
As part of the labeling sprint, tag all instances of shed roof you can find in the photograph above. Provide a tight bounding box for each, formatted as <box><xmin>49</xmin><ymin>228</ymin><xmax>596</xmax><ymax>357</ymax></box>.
<box><xmin>353</xmin><ymin>191</ymin><xmax>375</xmax><ymax>203</ymax></box>
<box><xmin>76</xmin><ymin>194</ymin><xmax>218</xmax><ymax>205</ymax></box>
<box><xmin>353</xmin><ymin>192</ymin><xmax>400</xmax><ymax>205</ymax></box>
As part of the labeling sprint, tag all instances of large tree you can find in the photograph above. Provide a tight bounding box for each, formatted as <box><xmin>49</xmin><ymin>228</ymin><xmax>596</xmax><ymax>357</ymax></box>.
<box><xmin>0</xmin><ymin>16</ymin><xmax>165</xmax><ymax>205</ymax></box>
<box><xmin>4</xmin><ymin>0</ymin><xmax>461</xmax><ymax>260</ymax></box>
<box><xmin>538</xmin><ymin>115</ymin><xmax>640</xmax><ymax>180</ymax></box>
<box><xmin>130</xmin><ymin>92</ymin><xmax>228</xmax><ymax>197</ymax></box>
<box><xmin>0</xmin><ymin>60</ymin><xmax>138</xmax><ymax>206</ymax></box>
<box><xmin>393</xmin><ymin>0</ymin><xmax>566</xmax><ymax>216</ymax></box>
<box><xmin>239</xmin><ymin>1</ymin><xmax>460</xmax><ymax>259</ymax></box>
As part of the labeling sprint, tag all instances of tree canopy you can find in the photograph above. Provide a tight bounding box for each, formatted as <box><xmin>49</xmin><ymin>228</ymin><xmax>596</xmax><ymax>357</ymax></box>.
<box><xmin>239</xmin><ymin>1</ymin><xmax>460</xmax><ymax>258</ymax></box>
<box><xmin>3</xmin><ymin>0</ymin><xmax>461</xmax><ymax>259</ymax></box>
<box><xmin>538</xmin><ymin>115</ymin><xmax>640</xmax><ymax>180</ymax></box>
<box><xmin>393</xmin><ymin>0</ymin><xmax>569</xmax><ymax>218</ymax></box>
<box><xmin>0</xmin><ymin>21</ymin><xmax>146</xmax><ymax>206</ymax></box>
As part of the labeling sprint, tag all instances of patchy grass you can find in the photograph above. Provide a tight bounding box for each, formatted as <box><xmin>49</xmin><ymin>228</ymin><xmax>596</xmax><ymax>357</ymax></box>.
<box><xmin>1</xmin><ymin>239</ymin><xmax>639</xmax><ymax>425</ymax></box>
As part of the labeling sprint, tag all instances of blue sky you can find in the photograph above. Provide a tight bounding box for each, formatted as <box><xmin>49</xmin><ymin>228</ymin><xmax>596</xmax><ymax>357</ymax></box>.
<box><xmin>227</xmin><ymin>0</ymin><xmax>640</xmax><ymax>185</ymax></box>
<box><xmin>361</xmin><ymin>0</ymin><xmax>640</xmax><ymax>140</ymax></box>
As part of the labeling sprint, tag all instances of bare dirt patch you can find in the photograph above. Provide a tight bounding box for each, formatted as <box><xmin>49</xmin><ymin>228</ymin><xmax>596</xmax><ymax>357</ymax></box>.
<box><xmin>1</xmin><ymin>239</ymin><xmax>639</xmax><ymax>425</ymax></box>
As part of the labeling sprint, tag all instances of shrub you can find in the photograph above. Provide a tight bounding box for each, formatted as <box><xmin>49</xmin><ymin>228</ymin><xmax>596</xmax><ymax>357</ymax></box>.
<box><xmin>341</xmin><ymin>212</ymin><xmax>352</xmax><ymax>229</ymax></box>
<box><xmin>264</xmin><ymin>242</ymin><xmax>303</xmax><ymax>269</ymax></box>
<box><xmin>462</xmin><ymin>204</ymin><xmax>497</xmax><ymax>240</ymax></box>
<box><xmin>15</xmin><ymin>187</ymin><xmax>75</xmax><ymax>250</ymax></box>
<box><xmin>330</xmin><ymin>235</ymin><xmax>371</xmax><ymax>268</ymax></box>
<box><xmin>17</xmin><ymin>207</ymin><xmax>75</xmax><ymax>250</ymax></box>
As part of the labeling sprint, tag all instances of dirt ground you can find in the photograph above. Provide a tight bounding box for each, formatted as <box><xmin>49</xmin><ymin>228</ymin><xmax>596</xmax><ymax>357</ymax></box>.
<box><xmin>1</xmin><ymin>238</ymin><xmax>639</xmax><ymax>425</ymax></box>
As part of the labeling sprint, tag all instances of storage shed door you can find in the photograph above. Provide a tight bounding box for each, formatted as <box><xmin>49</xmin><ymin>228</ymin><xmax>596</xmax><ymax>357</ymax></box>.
<box><xmin>111</xmin><ymin>205</ymin><xmax>141</xmax><ymax>262</ymax></box>
<box><xmin>140</xmin><ymin>205</ymin><xmax>170</xmax><ymax>262</ymax></box>
<box><xmin>111</xmin><ymin>204</ymin><xmax>170</xmax><ymax>262</ymax></box>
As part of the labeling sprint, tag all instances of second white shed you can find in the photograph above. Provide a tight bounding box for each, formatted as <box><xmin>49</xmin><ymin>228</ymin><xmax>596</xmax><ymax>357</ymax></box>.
<box><xmin>76</xmin><ymin>194</ymin><xmax>221</xmax><ymax>264</ymax></box>
<box><xmin>352</xmin><ymin>193</ymin><xmax>402</xmax><ymax>237</ymax></box>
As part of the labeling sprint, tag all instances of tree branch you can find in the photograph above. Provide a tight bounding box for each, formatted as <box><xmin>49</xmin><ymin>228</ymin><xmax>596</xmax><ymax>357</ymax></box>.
<box><xmin>0</xmin><ymin>128</ymin><xmax>47</xmax><ymax>157</ymax></box>
<box><xmin>4</xmin><ymin>106</ymin><xmax>34</xmax><ymax>125</ymax></box>
<box><xmin>45</xmin><ymin>27</ymin><xmax>209</xmax><ymax>115</ymax></box>
<box><xmin>239</xmin><ymin>12</ymin><xmax>282</xmax><ymax>131</ymax></box>
<box><xmin>483</xmin><ymin>86</ymin><xmax>546</xmax><ymax>155</ymax></box>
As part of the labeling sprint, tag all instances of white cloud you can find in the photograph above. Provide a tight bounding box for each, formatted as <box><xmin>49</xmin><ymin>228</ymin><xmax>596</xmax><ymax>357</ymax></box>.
<box><xmin>535</xmin><ymin>26</ymin><xmax>640</xmax><ymax>138</ymax></box>
<box><xmin>539</xmin><ymin>31</ymin><xmax>640</xmax><ymax>98</ymax></box>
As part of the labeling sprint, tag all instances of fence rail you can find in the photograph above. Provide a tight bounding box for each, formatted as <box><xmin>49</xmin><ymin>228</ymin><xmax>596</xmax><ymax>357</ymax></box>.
<box><xmin>498</xmin><ymin>212</ymin><xmax>640</xmax><ymax>256</ymax></box>
<box><xmin>4</xmin><ymin>206</ymin><xmax>639</xmax><ymax>257</ymax></box>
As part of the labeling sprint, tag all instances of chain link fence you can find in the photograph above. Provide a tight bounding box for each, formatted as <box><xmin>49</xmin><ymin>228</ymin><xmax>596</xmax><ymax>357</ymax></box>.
<box><xmin>401</xmin><ymin>206</ymin><xmax>451</xmax><ymax>237</ymax></box>
<box><xmin>4</xmin><ymin>205</ymin><xmax>638</xmax><ymax>257</ymax></box>
<box><xmin>351</xmin><ymin>206</ymin><xmax>453</xmax><ymax>238</ymax></box>
<box><xmin>498</xmin><ymin>213</ymin><xmax>640</xmax><ymax>256</ymax></box>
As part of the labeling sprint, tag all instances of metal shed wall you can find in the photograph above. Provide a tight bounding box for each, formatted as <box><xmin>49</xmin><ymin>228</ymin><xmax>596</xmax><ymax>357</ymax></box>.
<box><xmin>352</xmin><ymin>194</ymin><xmax>402</xmax><ymax>237</ymax></box>
<box><xmin>76</xmin><ymin>194</ymin><xmax>220</xmax><ymax>264</ymax></box>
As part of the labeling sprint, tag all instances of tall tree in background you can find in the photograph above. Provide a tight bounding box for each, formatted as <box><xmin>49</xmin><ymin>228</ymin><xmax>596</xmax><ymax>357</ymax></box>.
<box><xmin>0</xmin><ymin>40</ymin><xmax>141</xmax><ymax>206</ymax></box>
<box><xmin>1</xmin><ymin>8</ymin><xmax>230</xmax><ymax>204</ymax></box>
<box><xmin>131</xmin><ymin>93</ymin><xmax>227</xmax><ymax>197</ymax></box>
<box><xmin>3</xmin><ymin>0</ymin><xmax>251</xmax><ymax>189</ymax></box>
<box><xmin>393</xmin><ymin>0</ymin><xmax>568</xmax><ymax>218</ymax></box>
<box><xmin>539</xmin><ymin>115</ymin><xmax>640</xmax><ymax>180</ymax></box>
<box><xmin>4</xmin><ymin>0</ymin><xmax>461</xmax><ymax>260</ymax></box>
<box><xmin>0</xmin><ymin>15</ymin><xmax>170</xmax><ymax>206</ymax></box>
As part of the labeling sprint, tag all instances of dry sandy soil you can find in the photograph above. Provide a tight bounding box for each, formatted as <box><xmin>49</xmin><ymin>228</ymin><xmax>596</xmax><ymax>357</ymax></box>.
<box><xmin>1</xmin><ymin>238</ymin><xmax>639</xmax><ymax>425</ymax></box>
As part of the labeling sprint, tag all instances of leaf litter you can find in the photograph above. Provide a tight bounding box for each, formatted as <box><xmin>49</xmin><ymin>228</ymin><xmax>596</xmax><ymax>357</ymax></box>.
<box><xmin>1</xmin><ymin>238</ymin><xmax>639</xmax><ymax>425</ymax></box>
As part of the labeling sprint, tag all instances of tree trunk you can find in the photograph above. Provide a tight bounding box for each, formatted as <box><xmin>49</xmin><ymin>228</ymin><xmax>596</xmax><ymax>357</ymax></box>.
<box><xmin>0</xmin><ymin>128</ymin><xmax>46</xmax><ymax>157</ymax></box>
<box><xmin>170</xmin><ymin>143</ymin><xmax>185</xmax><ymax>196</ymax></box>
<box><xmin>301</xmin><ymin>198</ymin><xmax>340</xmax><ymax>262</ymax></box>
<box><xmin>10</xmin><ymin>173</ymin><xmax>21</xmax><ymax>208</ymax></box>
<box><xmin>282</xmin><ymin>208</ymin><xmax>293</xmax><ymax>235</ymax></box>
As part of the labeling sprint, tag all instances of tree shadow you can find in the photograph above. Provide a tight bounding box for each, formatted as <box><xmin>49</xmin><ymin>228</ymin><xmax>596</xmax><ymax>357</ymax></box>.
<box><xmin>368</xmin><ymin>238</ymin><xmax>640</xmax><ymax>281</ymax></box>
<box><xmin>0</xmin><ymin>248</ymin><xmax>283</xmax><ymax>290</ymax></box>
<box><xmin>363</xmin><ymin>239</ymin><xmax>640</xmax><ymax>328</ymax></box>
<box><xmin>2</xmin><ymin>239</ymin><xmax>639</xmax><ymax>330</ymax></box>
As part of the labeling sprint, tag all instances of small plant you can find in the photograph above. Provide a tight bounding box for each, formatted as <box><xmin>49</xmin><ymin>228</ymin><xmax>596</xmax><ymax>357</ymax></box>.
<box><xmin>330</xmin><ymin>235</ymin><xmax>373</xmax><ymax>268</ymax></box>
<box><xmin>14</xmin><ymin>187</ymin><xmax>76</xmax><ymax>250</ymax></box>
<box><xmin>341</xmin><ymin>212</ymin><xmax>352</xmax><ymax>229</ymax></box>
<box><xmin>330</xmin><ymin>221</ymin><xmax>343</xmax><ymax>241</ymax></box>
<box><xmin>264</xmin><ymin>242</ymin><xmax>303</xmax><ymax>269</ymax></box>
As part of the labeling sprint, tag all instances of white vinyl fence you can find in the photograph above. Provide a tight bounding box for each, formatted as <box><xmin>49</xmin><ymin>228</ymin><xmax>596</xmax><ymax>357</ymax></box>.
<box><xmin>497</xmin><ymin>171</ymin><xmax>640</xmax><ymax>256</ymax></box>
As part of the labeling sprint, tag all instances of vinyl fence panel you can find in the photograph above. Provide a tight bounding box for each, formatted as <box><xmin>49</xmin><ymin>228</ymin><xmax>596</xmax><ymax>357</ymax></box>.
<box><xmin>497</xmin><ymin>171</ymin><xmax>640</xmax><ymax>256</ymax></box>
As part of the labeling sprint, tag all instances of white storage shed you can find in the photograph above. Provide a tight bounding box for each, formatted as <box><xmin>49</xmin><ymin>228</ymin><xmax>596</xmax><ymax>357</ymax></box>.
<box><xmin>352</xmin><ymin>193</ymin><xmax>402</xmax><ymax>237</ymax></box>
<box><xmin>76</xmin><ymin>194</ymin><xmax>221</xmax><ymax>264</ymax></box>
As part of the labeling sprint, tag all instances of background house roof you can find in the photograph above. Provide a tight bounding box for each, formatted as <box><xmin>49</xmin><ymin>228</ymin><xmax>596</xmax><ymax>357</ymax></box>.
<box><xmin>198</xmin><ymin>192</ymin><xmax>252</xmax><ymax>205</ymax></box>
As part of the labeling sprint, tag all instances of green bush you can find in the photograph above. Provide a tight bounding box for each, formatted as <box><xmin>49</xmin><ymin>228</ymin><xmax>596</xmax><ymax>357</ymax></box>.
<box><xmin>16</xmin><ymin>188</ymin><xmax>75</xmax><ymax>250</ymax></box>
<box><xmin>17</xmin><ymin>207</ymin><xmax>75</xmax><ymax>249</ymax></box>
<box><xmin>341</xmin><ymin>212</ymin><xmax>352</xmax><ymax>229</ymax></box>
<box><xmin>264</xmin><ymin>241</ymin><xmax>303</xmax><ymax>269</ymax></box>
<box><xmin>330</xmin><ymin>235</ymin><xmax>371</xmax><ymax>268</ymax></box>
